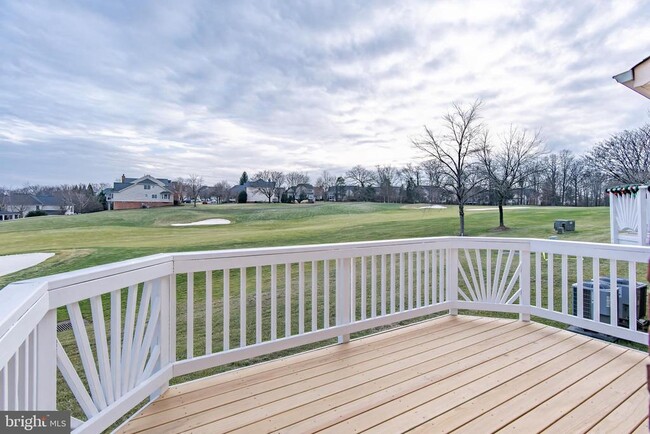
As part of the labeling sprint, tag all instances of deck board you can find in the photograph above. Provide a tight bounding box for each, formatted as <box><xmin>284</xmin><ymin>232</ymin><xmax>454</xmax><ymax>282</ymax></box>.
<box><xmin>117</xmin><ymin>315</ymin><xmax>648</xmax><ymax>434</ymax></box>
<box><xmin>589</xmin><ymin>386</ymin><xmax>647</xmax><ymax>433</ymax></box>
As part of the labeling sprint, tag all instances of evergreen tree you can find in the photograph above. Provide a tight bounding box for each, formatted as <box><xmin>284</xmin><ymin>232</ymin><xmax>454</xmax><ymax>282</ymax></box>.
<box><xmin>335</xmin><ymin>176</ymin><xmax>345</xmax><ymax>201</ymax></box>
<box><xmin>406</xmin><ymin>178</ymin><xmax>416</xmax><ymax>203</ymax></box>
<box><xmin>239</xmin><ymin>171</ymin><xmax>249</xmax><ymax>185</ymax></box>
<box><xmin>97</xmin><ymin>191</ymin><xmax>108</xmax><ymax>210</ymax></box>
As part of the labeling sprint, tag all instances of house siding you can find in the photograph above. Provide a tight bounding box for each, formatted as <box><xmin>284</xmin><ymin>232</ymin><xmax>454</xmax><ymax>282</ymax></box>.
<box><xmin>113</xmin><ymin>185</ymin><xmax>172</xmax><ymax>203</ymax></box>
<box><xmin>108</xmin><ymin>175</ymin><xmax>173</xmax><ymax>210</ymax></box>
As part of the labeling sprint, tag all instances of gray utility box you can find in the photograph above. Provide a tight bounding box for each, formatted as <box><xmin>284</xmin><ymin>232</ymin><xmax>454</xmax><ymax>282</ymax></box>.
<box><xmin>554</xmin><ymin>219</ymin><xmax>575</xmax><ymax>232</ymax></box>
<box><xmin>571</xmin><ymin>277</ymin><xmax>647</xmax><ymax>329</ymax></box>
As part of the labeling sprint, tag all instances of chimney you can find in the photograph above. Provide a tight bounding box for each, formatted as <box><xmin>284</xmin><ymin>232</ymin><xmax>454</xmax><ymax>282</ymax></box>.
<box><xmin>121</xmin><ymin>174</ymin><xmax>126</xmax><ymax>183</ymax></box>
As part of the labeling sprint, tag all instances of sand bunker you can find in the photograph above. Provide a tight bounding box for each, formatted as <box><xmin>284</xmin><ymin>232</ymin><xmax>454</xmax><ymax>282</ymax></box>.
<box><xmin>171</xmin><ymin>219</ymin><xmax>231</xmax><ymax>227</ymax></box>
<box><xmin>418</xmin><ymin>205</ymin><xmax>447</xmax><ymax>209</ymax></box>
<box><xmin>0</xmin><ymin>253</ymin><xmax>55</xmax><ymax>277</ymax></box>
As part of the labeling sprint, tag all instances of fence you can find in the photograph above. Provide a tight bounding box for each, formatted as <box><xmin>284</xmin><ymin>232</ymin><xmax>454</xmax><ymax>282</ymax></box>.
<box><xmin>1</xmin><ymin>237</ymin><xmax>648</xmax><ymax>433</ymax></box>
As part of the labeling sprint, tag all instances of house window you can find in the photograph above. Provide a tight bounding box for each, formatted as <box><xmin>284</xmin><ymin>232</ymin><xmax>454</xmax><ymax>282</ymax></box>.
<box><xmin>144</xmin><ymin>185</ymin><xmax>151</xmax><ymax>190</ymax></box>
<box><xmin>152</xmin><ymin>194</ymin><xmax>158</xmax><ymax>199</ymax></box>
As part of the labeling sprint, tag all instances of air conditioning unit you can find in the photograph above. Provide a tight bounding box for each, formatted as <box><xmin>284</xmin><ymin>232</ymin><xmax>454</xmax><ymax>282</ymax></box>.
<box><xmin>572</xmin><ymin>278</ymin><xmax>647</xmax><ymax>329</ymax></box>
<box><xmin>554</xmin><ymin>219</ymin><xmax>575</xmax><ymax>232</ymax></box>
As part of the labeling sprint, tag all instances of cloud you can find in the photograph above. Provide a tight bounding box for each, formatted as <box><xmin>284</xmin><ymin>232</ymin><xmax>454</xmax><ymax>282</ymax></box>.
<box><xmin>0</xmin><ymin>0</ymin><xmax>648</xmax><ymax>186</ymax></box>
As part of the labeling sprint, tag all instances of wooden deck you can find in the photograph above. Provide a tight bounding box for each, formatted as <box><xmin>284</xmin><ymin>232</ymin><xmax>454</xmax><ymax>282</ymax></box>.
<box><xmin>118</xmin><ymin>315</ymin><xmax>649</xmax><ymax>433</ymax></box>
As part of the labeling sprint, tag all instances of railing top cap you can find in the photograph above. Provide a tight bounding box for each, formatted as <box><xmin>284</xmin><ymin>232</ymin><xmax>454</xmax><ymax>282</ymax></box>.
<box><xmin>3</xmin><ymin>236</ymin><xmax>650</xmax><ymax>295</ymax></box>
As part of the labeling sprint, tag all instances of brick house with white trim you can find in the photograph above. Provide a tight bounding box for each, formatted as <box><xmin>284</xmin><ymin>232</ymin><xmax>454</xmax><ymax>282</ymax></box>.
<box><xmin>104</xmin><ymin>175</ymin><xmax>174</xmax><ymax>210</ymax></box>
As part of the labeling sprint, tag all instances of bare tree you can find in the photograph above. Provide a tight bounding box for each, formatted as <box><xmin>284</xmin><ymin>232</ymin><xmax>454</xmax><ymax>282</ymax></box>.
<box><xmin>412</xmin><ymin>100</ymin><xmax>486</xmax><ymax>235</ymax></box>
<box><xmin>346</xmin><ymin>165</ymin><xmax>376</xmax><ymax>201</ymax></box>
<box><xmin>558</xmin><ymin>149</ymin><xmax>574</xmax><ymax>205</ymax></box>
<box><xmin>172</xmin><ymin>177</ymin><xmax>186</xmax><ymax>205</ymax></box>
<box><xmin>541</xmin><ymin>154</ymin><xmax>560</xmax><ymax>205</ymax></box>
<box><xmin>285</xmin><ymin>171</ymin><xmax>310</xmax><ymax>187</ymax></box>
<box><xmin>272</xmin><ymin>172</ymin><xmax>286</xmax><ymax>201</ymax></box>
<box><xmin>253</xmin><ymin>170</ymin><xmax>284</xmax><ymax>203</ymax></box>
<box><xmin>66</xmin><ymin>186</ymin><xmax>94</xmax><ymax>213</ymax></box>
<box><xmin>315</xmin><ymin>170</ymin><xmax>336</xmax><ymax>201</ymax></box>
<box><xmin>420</xmin><ymin>159</ymin><xmax>444</xmax><ymax>203</ymax></box>
<box><xmin>567</xmin><ymin>157</ymin><xmax>586</xmax><ymax>206</ymax></box>
<box><xmin>401</xmin><ymin>163</ymin><xmax>422</xmax><ymax>187</ymax></box>
<box><xmin>0</xmin><ymin>186</ymin><xmax>7</xmax><ymax>211</ymax></box>
<box><xmin>345</xmin><ymin>165</ymin><xmax>375</xmax><ymax>187</ymax></box>
<box><xmin>478</xmin><ymin>126</ymin><xmax>543</xmax><ymax>228</ymax></box>
<box><xmin>376</xmin><ymin>165</ymin><xmax>399</xmax><ymax>202</ymax></box>
<box><xmin>586</xmin><ymin>123</ymin><xmax>650</xmax><ymax>184</ymax></box>
<box><xmin>187</xmin><ymin>174</ymin><xmax>204</xmax><ymax>207</ymax></box>
<box><xmin>7</xmin><ymin>192</ymin><xmax>28</xmax><ymax>216</ymax></box>
<box><xmin>582</xmin><ymin>169</ymin><xmax>606</xmax><ymax>206</ymax></box>
<box><xmin>212</xmin><ymin>180</ymin><xmax>231</xmax><ymax>203</ymax></box>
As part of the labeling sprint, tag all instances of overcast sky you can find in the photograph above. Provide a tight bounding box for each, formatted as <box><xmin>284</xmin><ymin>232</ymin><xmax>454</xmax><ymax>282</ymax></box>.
<box><xmin>1</xmin><ymin>0</ymin><xmax>648</xmax><ymax>187</ymax></box>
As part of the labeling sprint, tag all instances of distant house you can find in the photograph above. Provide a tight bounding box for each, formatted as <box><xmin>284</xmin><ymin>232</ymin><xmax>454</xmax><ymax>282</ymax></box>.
<box><xmin>229</xmin><ymin>179</ymin><xmax>277</xmax><ymax>203</ymax></box>
<box><xmin>0</xmin><ymin>210</ymin><xmax>22</xmax><ymax>221</ymax></box>
<box><xmin>327</xmin><ymin>185</ymin><xmax>360</xmax><ymax>201</ymax></box>
<box><xmin>286</xmin><ymin>184</ymin><xmax>315</xmax><ymax>202</ymax></box>
<box><xmin>104</xmin><ymin>175</ymin><xmax>173</xmax><ymax>210</ymax></box>
<box><xmin>4</xmin><ymin>194</ymin><xmax>74</xmax><ymax>216</ymax></box>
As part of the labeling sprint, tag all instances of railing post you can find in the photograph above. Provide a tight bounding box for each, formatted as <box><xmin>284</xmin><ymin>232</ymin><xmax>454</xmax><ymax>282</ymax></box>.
<box><xmin>170</xmin><ymin>273</ymin><xmax>177</xmax><ymax>362</ymax></box>
<box><xmin>446</xmin><ymin>248</ymin><xmax>458</xmax><ymax>316</ymax></box>
<box><xmin>609</xmin><ymin>191</ymin><xmax>617</xmax><ymax>244</ymax></box>
<box><xmin>336</xmin><ymin>258</ymin><xmax>352</xmax><ymax>344</ymax></box>
<box><xmin>36</xmin><ymin>309</ymin><xmax>57</xmax><ymax>410</ymax></box>
<box><xmin>150</xmin><ymin>275</ymin><xmax>172</xmax><ymax>401</ymax></box>
<box><xmin>638</xmin><ymin>186</ymin><xmax>648</xmax><ymax>246</ymax></box>
<box><xmin>520</xmin><ymin>249</ymin><xmax>531</xmax><ymax>322</ymax></box>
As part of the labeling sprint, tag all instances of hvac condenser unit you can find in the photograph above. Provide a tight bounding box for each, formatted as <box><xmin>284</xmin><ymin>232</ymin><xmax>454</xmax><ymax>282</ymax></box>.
<box><xmin>571</xmin><ymin>278</ymin><xmax>647</xmax><ymax>329</ymax></box>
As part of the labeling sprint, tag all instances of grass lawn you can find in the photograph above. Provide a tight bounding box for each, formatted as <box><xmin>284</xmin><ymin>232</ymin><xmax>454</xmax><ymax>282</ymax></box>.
<box><xmin>0</xmin><ymin>202</ymin><xmax>610</xmax><ymax>287</ymax></box>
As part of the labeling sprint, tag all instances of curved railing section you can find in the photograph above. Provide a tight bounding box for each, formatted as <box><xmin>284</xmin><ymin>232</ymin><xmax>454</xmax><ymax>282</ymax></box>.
<box><xmin>0</xmin><ymin>237</ymin><xmax>648</xmax><ymax>433</ymax></box>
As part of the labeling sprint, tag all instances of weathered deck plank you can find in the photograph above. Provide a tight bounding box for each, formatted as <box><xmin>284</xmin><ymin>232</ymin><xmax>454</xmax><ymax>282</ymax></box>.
<box><xmin>117</xmin><ymin>315</ymin><xmax>648</xmax><ymax>434</ymax></box>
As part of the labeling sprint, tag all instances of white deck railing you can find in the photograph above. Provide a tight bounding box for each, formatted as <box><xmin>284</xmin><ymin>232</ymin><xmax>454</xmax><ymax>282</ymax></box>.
<box><xmin>1</xmin><ymin>237</ymin><xmax>648</xmax><ymax>433</ymax></box>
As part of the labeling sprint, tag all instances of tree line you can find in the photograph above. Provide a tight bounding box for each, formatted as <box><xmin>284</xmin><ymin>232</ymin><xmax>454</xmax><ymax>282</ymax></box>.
<box><xmin>0</xmin><ymin>183</ymin><xmax>107</xmax><ymax>215</ymax></box>
<box><xmin>2</xmin><ymin>101</ymin><xmax>647</xmax><ymax>227</ymax></box>
<box><xmin>196</xmin><ymin>100</ymin><xmax>646</xmax><ymax>235</ymax></box>
<box><xmin>411</xmin><ymin>100</ymin><xmax>649</xmax><ymax>234</ymax></box>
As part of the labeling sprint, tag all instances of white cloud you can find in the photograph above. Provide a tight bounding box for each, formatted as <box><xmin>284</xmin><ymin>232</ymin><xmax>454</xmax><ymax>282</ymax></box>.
<box><xmin>0</xmin><ymin>0</ymin><xmax>648</xmax><ymax>186</ymax></box>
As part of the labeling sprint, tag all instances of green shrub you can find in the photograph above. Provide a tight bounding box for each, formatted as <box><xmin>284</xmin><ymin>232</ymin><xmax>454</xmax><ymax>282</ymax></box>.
<box><xmin>237</xmin><ymin>190</ymin><xmax>248</xmax><ymax>203</ymax></box>
<box><xmin>25</xmin><ymin>210</ymin><xmax>48</xmax><ymax>217</ymax></box>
